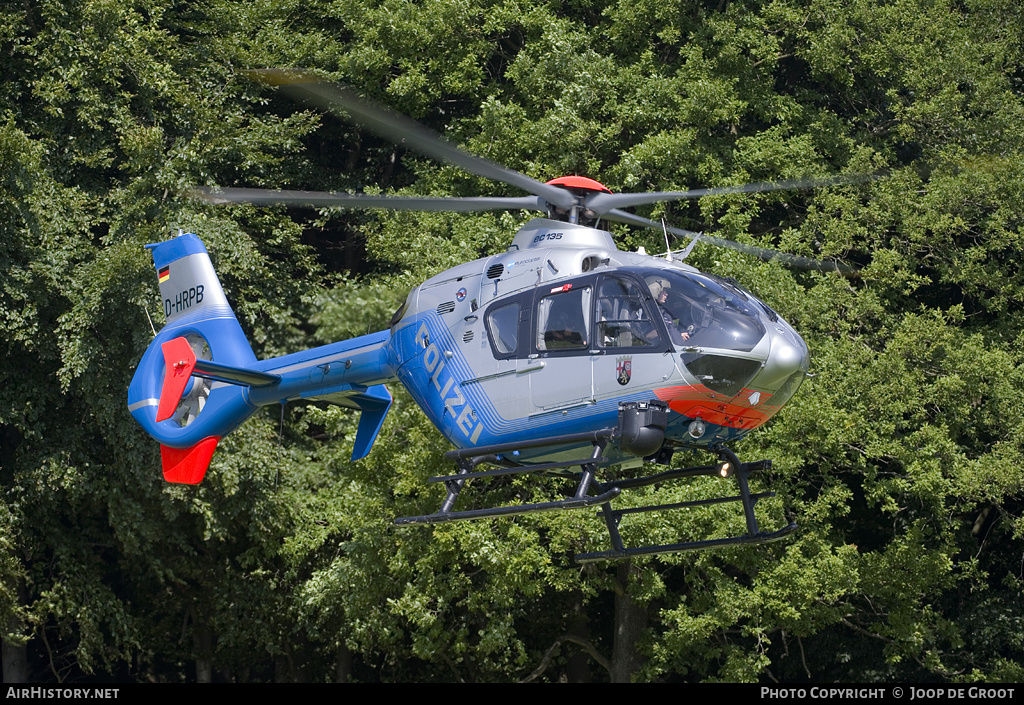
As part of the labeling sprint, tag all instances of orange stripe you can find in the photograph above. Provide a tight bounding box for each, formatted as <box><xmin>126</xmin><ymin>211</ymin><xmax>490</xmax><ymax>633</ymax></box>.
<box><xmin>654</xmin><ymin>385</ymin><xmax>778</xmax><ymax>430</ymax></box>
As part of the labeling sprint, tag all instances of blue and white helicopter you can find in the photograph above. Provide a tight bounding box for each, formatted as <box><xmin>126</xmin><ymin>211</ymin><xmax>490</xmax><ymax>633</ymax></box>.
<box><xmin>128</xmin><ymin>71</ymin><xmax>857</xmax><ymax>562</ymax></box>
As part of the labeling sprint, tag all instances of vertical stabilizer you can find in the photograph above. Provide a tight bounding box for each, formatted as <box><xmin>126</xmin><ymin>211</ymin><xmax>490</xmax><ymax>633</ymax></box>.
<box><xmin>128</xmin><ymin>233</ymin><xmax>261</xmax><ymax>480</ymax></box>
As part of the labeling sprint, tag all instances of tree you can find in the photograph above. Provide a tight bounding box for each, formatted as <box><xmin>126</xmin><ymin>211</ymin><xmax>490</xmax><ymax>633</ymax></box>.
<box><xmin>3</xmin><ymin>0</ymin><xmax>1024</xmax><ymax>683</ymax></box>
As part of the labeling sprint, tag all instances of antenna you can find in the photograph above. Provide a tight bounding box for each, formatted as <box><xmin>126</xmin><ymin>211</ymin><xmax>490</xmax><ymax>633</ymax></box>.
<box><xmin>661</xmin><ymin>218</ymin><xmax>673</xmax><ymax>263</ymax></box>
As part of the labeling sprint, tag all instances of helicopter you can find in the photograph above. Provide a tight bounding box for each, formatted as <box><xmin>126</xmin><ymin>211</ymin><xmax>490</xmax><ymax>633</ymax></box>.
<box><xmin>128</xmin><ymin>70</ymin><xmax>860</xmax><ymax>562</ymax></box>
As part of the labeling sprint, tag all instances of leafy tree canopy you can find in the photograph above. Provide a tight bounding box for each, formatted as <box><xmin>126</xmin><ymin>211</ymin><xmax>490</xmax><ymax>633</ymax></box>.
<box><xmin>2</xmin><ymin>0</ymin><xmax>1024</xmax><ymax>683</ymax></box>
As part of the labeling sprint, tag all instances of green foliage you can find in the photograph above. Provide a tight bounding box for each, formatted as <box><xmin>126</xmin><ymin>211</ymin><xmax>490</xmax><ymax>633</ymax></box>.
<box><xmin>3</xmin><ymin>0</ymin><xmax>1024</xmax><ymax>684</ymax></box>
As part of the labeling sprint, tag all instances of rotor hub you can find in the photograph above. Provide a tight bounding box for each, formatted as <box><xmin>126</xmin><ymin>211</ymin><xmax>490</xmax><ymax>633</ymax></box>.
<box><xmin>544</xmin><ymin>176</ymin><xmax>612</xmax><ymax>194</ymax></box>
<box><xmin>544</xmin><ymin>176</ymin><xmax>612</xmax><ymax>225</ymax></box>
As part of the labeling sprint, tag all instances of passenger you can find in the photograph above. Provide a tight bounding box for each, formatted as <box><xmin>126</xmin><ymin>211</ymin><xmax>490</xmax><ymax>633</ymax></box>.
<box><xmin>544</xmin><ymin>308</ymin><xmax>586</xmax><ymax>349</ymax></box>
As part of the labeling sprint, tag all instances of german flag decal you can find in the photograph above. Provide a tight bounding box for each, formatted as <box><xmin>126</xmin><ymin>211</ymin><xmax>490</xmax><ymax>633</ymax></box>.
<box><xmin>158</xmin><ymin>265</ymin><xmax>170</xmax><ymax>283</ymax></box>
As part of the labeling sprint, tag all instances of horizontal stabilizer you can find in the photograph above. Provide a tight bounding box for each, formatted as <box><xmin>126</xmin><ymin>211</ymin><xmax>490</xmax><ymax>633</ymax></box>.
<box><xmin>161</xmin><ymin>437</ymin><xmax>220</xmax><ymax>484</ymax></box>
<box><xmin>193</xmin><ymin>358</ymin><xmax>281</xmax><ymax>387</ymax></box>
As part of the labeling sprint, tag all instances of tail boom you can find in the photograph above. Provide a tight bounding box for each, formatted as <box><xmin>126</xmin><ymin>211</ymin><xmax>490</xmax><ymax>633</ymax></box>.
<box><xmin>248</xmin><ymin>330</ymin><xmax>396</xmax><ymax>461</ymax></box>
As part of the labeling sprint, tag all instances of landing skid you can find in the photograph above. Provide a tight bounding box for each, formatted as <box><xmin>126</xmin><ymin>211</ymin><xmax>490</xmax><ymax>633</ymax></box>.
<box><xmin>393</xmin><ymin>435</ymin><xmax>797</xmax><ymax>562</ymax></box>
<box><xmin>394</xmin><ymin>430</ymin><xmax>619</xmax><ymax>526</ymax></box>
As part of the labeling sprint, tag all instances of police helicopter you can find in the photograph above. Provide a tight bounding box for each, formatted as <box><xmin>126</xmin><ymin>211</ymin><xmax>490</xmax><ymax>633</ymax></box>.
<box><xmin>128</xmin><ymin>70</ymin><xmax>860</xmax><ymax>562</ymax></box>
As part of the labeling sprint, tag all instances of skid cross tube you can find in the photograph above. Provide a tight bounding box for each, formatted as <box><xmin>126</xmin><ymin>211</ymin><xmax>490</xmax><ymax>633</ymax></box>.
<box><xmin>395</xmin><ymin>432</ymin><xmax>617</xmax><ymax>527</ymax></box>
<box><xmin>428</xmin><ymin>455</ymin><xmax>611</xmax><ymax>484</ymax></box>
<box><xmin>443</xmin><ymin>429</ymin><xmax>615</xmax><ymax>461</ymax></box>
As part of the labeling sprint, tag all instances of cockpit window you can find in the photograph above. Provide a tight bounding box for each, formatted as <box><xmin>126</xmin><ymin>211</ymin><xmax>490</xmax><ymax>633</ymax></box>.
<box><xmin>537</xmin><ymin>286</ymin><xmax>591</xmax><ymax>351</ymax></box>
<box><xmin>595</xmin><ymin>275</ymin><xmax>660</xmax><ymax>348</ymax></box>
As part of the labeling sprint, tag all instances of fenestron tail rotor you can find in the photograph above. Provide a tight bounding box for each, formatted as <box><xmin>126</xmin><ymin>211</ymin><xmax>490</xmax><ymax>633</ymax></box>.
<box><xmin>195</xmin><ymin>70</ymin><xmax>866</xmax><ymax>272</ymax></box>
<box><xmin>170</xmin><ymin>334</ymin><xmax>213</xmax><ymax>428</ymax></box>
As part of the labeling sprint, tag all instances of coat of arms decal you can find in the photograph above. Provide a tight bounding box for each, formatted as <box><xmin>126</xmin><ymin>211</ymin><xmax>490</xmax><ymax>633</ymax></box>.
<box><xmin>616</xmin><ymin>355</ymin><xmax>632</xmax><ymax>385</ymax></box>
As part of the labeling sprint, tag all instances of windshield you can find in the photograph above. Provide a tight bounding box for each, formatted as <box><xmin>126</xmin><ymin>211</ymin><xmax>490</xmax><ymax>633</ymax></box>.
<box><xmin>633</xmin><ymin>267</ymin><xmax>768</xmax><ymax>397</ymax></box>
<box><xmin>633</xmin><ymin>267</ymin><xmax>766</xmax><ymax>353</ymax></box>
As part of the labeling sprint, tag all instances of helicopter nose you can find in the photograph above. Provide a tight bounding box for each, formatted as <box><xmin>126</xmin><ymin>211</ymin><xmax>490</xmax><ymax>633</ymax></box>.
<box><xmin>757</xmin><ymin>331</ymin><xmax>810</xmax><ymax>392</ymax></box>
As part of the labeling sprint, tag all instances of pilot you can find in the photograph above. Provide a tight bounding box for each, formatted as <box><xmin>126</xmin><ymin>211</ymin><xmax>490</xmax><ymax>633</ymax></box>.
<box><xmin>647</xmin><ymin>277</ymin><xmax>691</xmax><ymax>345</ymax></box>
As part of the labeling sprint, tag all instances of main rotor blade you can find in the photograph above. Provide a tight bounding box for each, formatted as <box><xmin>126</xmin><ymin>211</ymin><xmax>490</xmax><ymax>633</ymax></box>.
<box><xmin>192</xmin><ymin>187</ymin><xmax>546</xmax><ymax>213</ymax></box>
<box><xmin>249</xmin><ymin>69</ymin><xmax>577</xmax><ymax>210</ymax></box>
<box><xmin>601</xmin><ymin>209</ymin><xmax>703</xmax><ymax>240</ymax></box>
<box><xmin>585</xmin><ymin>174</ymin><xmax>870</xmax><ymax>214</ymax></box>
<box><xmin>603</xmin><ymin>209</ymin><xmax>855</xmax><ymax>274</ymax></box>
